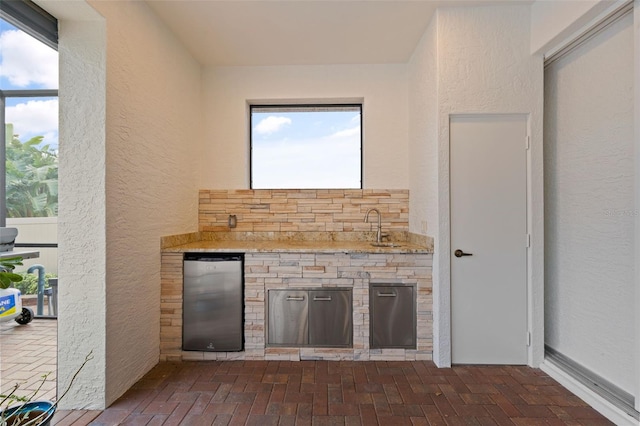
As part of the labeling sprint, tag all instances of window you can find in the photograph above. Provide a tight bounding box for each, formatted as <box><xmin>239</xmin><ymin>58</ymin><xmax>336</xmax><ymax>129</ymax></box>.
<box><xmin>250</xmin><ymin>104</ymin><xmax>362</xmax><ymax>189</ymax></box>
<box><xmin>1</xmin><ymin>2</ymin><xmax>58</xmax><ymax>223</ymax></box>
<box><xmin>0</xmin><ymin>16</ymin><xmax>58</xmax><ymax>219</ymax></box>
<box><xmin>0</xmin><ymin>2</ymin><xmax>59</xmax><ymax>289</ymax></box>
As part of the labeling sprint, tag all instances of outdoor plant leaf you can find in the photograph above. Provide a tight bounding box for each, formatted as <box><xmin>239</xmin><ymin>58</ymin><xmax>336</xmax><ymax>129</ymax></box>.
<box><xmin>0</xmin><ymin>273</ymin><xmax>22</xmax><ymax>288</ymax></box>
<box><xmin>0</xmin><ymin>257</ymin><xmax>24</xmax><ymax>290</ymax></box>
<box><xmin>0</xmin><ymin>257</ymin><xmax>23</xmax><ymax>270</ymax></box>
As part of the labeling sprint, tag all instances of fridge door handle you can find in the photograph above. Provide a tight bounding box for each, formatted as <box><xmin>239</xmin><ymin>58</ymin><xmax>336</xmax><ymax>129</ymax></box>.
<box><xmin>312</xmin><ymin>296</ymin><xmax>332</xmax><ymax>301</ymax></box>
<box><xmin>377</xmin><ymin>292</ymin><xmax>397</xmax><ymax>297</ymax></box>
<box><xmin>286</xmin><ymin>296</ymin><xmax>305</xmax><ymax>301</ymax></box>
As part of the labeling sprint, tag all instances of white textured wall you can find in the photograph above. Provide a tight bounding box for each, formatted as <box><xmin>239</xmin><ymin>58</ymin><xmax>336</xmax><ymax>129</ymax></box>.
<box><xmin>408</xmin><ymin>5</ymin><xmax>544</xmax><ymax>367</ymax></box>
<box><xmin>635</xmin><ymin>2</ymin><xmax>640</xmax><ymax>411</ymax></box>
<box><xmin>544</xmin><ymin>12</ymin><xmax>635</xmax><ymax>394</ymax></box>
<box><xmin>57</xmin><ymin>10</ymin><xmax>107</xmax><ymax>409</ymax></box>
<box><xmin>409</xmin><ymin>18</ymin><xmax>438</xmax><ymax>237</ymax></box>
<box><xmin>50</xmin><ymin>0</ymin><xmax>202</xmax><ymax>408</ymax></box>
<box><xmin>408</xmin><ymin>17</ymin><xmax>441</xmax><ymax>358</ymax></box>
<box><xmin>201</xmin><ymin>65</ymin><xmax>408</xmax><ymax>189</ymax></box>
<box><xmin>89</xmin><ymin>0</ymin><xmax>202</xmax><ymax>407</ymax></box>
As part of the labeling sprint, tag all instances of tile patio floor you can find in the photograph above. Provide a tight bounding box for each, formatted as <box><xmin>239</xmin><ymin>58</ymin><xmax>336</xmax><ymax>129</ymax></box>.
<box><xmin>1</xmin><ymin>319</ymin><xmax>614</xmax><ymax>425</ymax></box>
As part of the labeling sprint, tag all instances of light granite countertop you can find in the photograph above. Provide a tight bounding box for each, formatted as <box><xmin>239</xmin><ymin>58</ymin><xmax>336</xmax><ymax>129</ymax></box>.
<box><xmin>161</xmin><ymin>231</ymin><xmax>433</xmax><ymax>254</ymax></box>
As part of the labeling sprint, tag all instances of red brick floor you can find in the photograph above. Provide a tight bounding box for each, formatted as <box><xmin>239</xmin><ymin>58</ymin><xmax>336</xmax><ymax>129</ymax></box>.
<box><xmin>0</xmin><ymin>318</ymin><xmax>57</xmax><ymax>401</ymax></box>
<box><xmin>0</xmin><ymin>320</ymin><xmax>614</xmax><ymax>425</ymax></box>
<box><xmin>61</xmin><ymin>360</ymin><xmax>613</xmax><ymax>426</ymax></box>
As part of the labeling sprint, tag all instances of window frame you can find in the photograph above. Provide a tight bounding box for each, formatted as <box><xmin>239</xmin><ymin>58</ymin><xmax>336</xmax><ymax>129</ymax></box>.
<box><xmin>0</xmin><ymin>0</ymin><xmax>57</xmax><ymax>49</ymax></box>
<box><xmin>249</xmin><ymin>103</ymin><xmax>364</xmax><ymax>190</ymax></box>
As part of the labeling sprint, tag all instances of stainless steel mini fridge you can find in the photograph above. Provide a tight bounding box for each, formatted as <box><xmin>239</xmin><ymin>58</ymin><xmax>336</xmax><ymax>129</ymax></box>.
<box><xmin>183</xmin><ymin>253</ymin><xmax>243</xmax><ymax>352</ymax></box>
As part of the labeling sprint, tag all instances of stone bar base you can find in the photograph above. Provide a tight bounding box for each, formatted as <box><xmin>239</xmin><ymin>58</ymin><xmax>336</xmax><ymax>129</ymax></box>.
<box><xmin>160</xmin><ymin>252</ymin><xmax>432</xmax><ymax>362</ymax></box>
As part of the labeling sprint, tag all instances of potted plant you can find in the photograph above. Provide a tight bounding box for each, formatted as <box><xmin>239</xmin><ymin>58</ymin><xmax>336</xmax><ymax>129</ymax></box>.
<box><xmin>0</xmin><ymin>353</ymin><xmax>93</xmax><ymax>426</ymax></box>
<box><xmin>0</xmin><ymin>400</ymin><xmax>55</xmax><ymax>426</ymax></box>
<box><xmin>0</xmin><ymin>256</ymin><xmax>33</xmax><ymax>325</ymax></box>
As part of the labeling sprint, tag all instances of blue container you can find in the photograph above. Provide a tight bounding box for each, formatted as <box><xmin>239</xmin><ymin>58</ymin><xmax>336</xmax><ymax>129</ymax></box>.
<box><xmin>0</xmin><ymin>400</ymin><xmax>55</xmax><ymax>426</ymax></box>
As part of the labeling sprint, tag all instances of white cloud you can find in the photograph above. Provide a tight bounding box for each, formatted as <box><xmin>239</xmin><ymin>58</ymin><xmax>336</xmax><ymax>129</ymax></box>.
<box><xmin>254</xmin><ymin>116</ymin><xmax>292</xmax><ymax>135</ymax></box>
<box><xmin>329</xmin><ymin>125</ymin><xmax>360</xmax><ymax>139</ymax></box>
<box><xmin>0</xmin><ymin>30</ymin><xmax>58</xmax><ymax>88</ymax></box>
<box><xmin>6</xmin><ymin>99</ymin><xmax>59</xmax><ymax>146</ymax></box>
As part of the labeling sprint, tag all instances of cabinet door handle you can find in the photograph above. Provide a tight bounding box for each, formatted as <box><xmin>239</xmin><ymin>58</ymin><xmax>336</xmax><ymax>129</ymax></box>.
<box><xmin>286</xmin><ymin>296</ymin><xmax>305</xmax><ymax>301</ymax></box>
<box><xmin>377</xmin><ymin>292</ymin><xmax>397</xmax><ymax>297</ymax></box>
<box><xmin>313</xmin><ymin>296</ymin><xmax>332</xmax><ymax>301</ymax></box>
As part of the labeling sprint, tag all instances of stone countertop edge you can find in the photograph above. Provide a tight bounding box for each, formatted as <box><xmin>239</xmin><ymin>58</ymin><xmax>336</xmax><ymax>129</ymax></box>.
<box><xmin>161</xmin><ymin>232</ymin><xmax>434</xmax><ymax>254</ymax></box>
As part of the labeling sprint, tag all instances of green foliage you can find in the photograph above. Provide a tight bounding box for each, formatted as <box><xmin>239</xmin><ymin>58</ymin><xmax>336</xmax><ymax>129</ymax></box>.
<box><xmin>5</xmin><ymin>124</ymin><xmax>58</xmax><ymax>218</ymax></box>
<box><xmin>12</xmin><ymin>271</ymin><xmax>57</xmax><ymax>295</ymax></box>
<box><xmin>0</xmin><ymin>256</ymin><xmax>23</xmax><ymax>290</ymax></box>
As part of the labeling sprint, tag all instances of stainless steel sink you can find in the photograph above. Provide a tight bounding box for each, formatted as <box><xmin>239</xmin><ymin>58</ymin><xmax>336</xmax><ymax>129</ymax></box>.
<box><xmin>370</xmin><ymin>242</ymin><xmax>403</xmax><ymax>248</ymax></box>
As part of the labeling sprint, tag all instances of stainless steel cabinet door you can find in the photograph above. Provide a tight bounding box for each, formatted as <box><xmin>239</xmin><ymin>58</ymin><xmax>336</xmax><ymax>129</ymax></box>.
<box><xmin>268</xmin><ymin>290</ymin><xmax>308</xmax><ymax>345</ymax></box>
<box><xmin>370</xmin><ymin>285</ymin><xmax>416</xmax><ymax>349</ymax></box>
<box><xmin>309</xmin><ymin>290</ymin><xmax>352</xmax><ymax>347</ymax></box>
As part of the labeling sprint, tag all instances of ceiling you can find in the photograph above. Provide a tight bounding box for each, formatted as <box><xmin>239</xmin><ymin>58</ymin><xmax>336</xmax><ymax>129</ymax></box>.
<box><xmin>144</xmin><ymin>0</ymin><xmax>446</xmax><ymax>67</ymax></box>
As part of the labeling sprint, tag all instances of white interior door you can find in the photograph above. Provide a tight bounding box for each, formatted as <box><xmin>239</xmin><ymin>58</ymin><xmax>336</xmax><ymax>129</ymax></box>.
<box><xmin>450</xmin><ymin>114</ymin><xmax>528</xmax><ymax>365</ymax></box>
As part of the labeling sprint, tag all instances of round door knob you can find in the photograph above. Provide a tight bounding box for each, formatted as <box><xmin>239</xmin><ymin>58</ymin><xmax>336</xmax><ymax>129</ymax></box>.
<box><xmin>454</xmin><ymin>249</ymin><xmax>473</xmax><ymax>257</ymax></box>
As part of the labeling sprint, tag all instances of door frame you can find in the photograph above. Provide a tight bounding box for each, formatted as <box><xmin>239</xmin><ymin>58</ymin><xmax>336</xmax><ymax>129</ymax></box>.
<box><xmin>434</xmin><ymin>112</ymin><xmax>540</xmax><ymax>368</ymax></box>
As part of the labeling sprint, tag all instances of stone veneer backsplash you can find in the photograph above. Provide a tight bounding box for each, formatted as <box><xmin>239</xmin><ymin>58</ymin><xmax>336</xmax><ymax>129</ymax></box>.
<box><xmin>198</xmin><ymin>189</ymin><xmax>409</xmax><ymax>233</ymax></box>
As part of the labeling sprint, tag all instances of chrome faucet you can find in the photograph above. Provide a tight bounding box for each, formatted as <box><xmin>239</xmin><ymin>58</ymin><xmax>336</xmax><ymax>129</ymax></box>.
<box><xmin>364</xmin><ymin>208</ymin><xmax>384</xmax><ymax>243</ymax></box>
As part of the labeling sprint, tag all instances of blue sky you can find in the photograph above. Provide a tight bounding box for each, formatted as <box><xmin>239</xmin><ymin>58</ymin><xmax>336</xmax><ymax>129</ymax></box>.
<box><xmin>0</xmin><ymin>18</ymin><xmax>59</xmax><ymax>150</ymax></box>
<box><xmin>252</xmin><ymin>108</ymin><xmax>361</xmax><ymax>189</ymax></box>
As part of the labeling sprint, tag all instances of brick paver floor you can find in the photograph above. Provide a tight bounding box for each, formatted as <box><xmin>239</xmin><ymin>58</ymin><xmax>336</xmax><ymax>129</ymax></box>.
<box><xmin>0</xmin><ymin>319</ymin><xmax>615</xmax><ymax>425</ymax></box>
<box><xmin>85</xmin><ymin>360</ymin><xmax>613</xmax><ymax>425</ymax></box>
<box><xmin>0</xmin><ymin>318</ymin><xmax>57</xmax><ymax>402</ymax></box>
